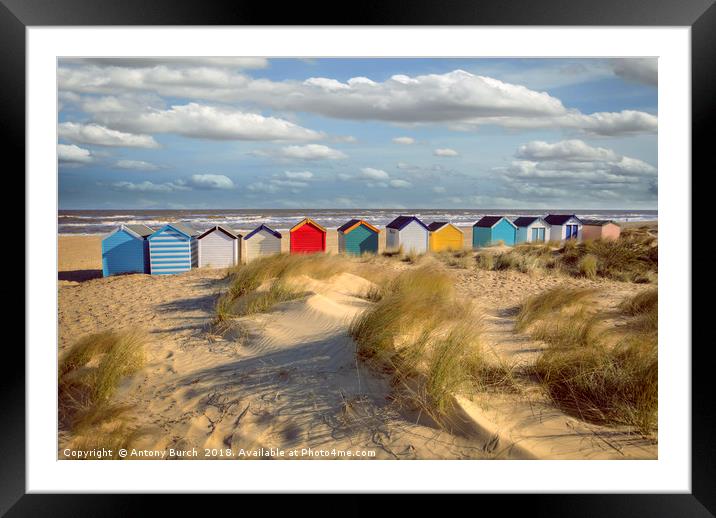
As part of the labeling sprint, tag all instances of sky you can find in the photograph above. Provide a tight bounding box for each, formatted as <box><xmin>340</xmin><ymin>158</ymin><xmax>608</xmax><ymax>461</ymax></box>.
<box><xmin>57</xmin><ymin>57</ymin><xmax>658</xmax><ymax>210</ymax></box>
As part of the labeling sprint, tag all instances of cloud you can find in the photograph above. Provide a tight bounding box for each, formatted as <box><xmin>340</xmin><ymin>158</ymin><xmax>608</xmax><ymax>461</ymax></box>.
<box><xmin>392</xmin><ymin>136</ymin><xmax>415</xmax><ymax>145</ymax></box>
<box><xmin>58</xmin><ymin>65</ymin><xmax>657</xmax><ymax>136</ymax></box>
<box><xmin>59</xmin><ymin>122</ymin><xmax>159</xmax><ymax>148</ymax></box>
<box><xmin>261</xmin><ymin>144</ymin><xmax>346</xmax><ymax>160</ymax></box>
<box><xmin>115</xmin><ymin>159</ymin><xmax>160</xmax><ymax>171</ymax></box>
<box><xmin>492</xmin><ymin>139</ymin><xmax>657</xmax><ymax>203</ymax></box>
<box><xmin>434</xmin><ymin>148</ymin><xmax>459</xmax><ymax>157</ymax></box>
<box><xmin>184</xmin><ymin>174</ymin><xmax>234</xmax><ymax>190</ymax></box>
<box><xmin>282</xmin><ymin>171</ymin><xmax>314</xmax><ymax>179</ymax></box>
<box><xmin>110</xmin><ymin>180</ymin><xmax>188</xmax><ymax>193</ymax></box>
<box><xmin>610</xmin><ymin>58</ymin><xmax>657</xmax><ymax>86</ymax></box>
<box><xmin>109</xmin><ymin>174</ymin><xmax>234</xmax><ymax>192</ymax></box>
<box><xmin>360</xmin><ymin>167</ymin><xmax>390</xmax><ymax>180</ymax></box>
<box><xmin>432</xmin><ymin>186</ymin><xmax>446</xmax><ymax>193</ymax></box>
<box><xmin>58</xmin><ymin>144</ymin><xmax>93</xmax><ymax>164</ymax></box>
<box><xmin>389</xmin><ymin>179</ymin><xmax>412</xmax><ymax>189</ymax></box>
<box><xmin>94</xmin><ymin>103</ymin><xmax>323</xmax><ymax>142</ymax></box>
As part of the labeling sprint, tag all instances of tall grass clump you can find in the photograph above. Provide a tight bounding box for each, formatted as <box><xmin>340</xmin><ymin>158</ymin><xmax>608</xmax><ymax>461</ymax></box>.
<box><xmin>515</xmin><ymin>287</ymin><xmax>597</xmax><ymax>332</ymax></box>
<box><xmin>517</xmin><ymin>289</ymin><xmax>658</xmax><ymax>434</ymax></box>
<box><xmin>59</xmin><ymin>330</ymin><xmax>145</xmax><ymax>434</ymax></box>
<box><xmin>578</xmin><ymin>254</ymin><xmax>598</xmax><ymax>279</ymax></box>
<box><xmin>215</xmin><ymin>253</ymin><xmax>353</xmax><ymax>325</ymax></box>
<box><xmin>350</xmin><ymin>266</ymin><xmax>482</xmax><ymax>418</ymax></box>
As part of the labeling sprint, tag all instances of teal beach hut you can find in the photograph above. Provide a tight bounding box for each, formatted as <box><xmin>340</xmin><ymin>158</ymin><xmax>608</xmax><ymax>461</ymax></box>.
<box><xmin>337</xmin><ymin>219</ymin><xmax>380</xmax><ymax>255</ymax></box>
<box><xmin>472</xmin><ymin>216</ymin><xmax>517</xmax><ymax>248</ymax></box>
<box><xmin>147</xmin><ymin>222</ymin><xmax>199</xmax><ymax>275</ymax></box>
<box><xmin>101</xmin><ymin>224</ymin><xmax>153</xmax><ymax>277</ymax></box>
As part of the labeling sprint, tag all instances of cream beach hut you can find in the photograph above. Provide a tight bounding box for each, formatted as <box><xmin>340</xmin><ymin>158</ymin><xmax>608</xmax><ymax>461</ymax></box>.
<box><xmin>197</xmin><ymin>225</ymin><xmax>241</xmax><ymax>268</ymax></box>
<box><xmin>243</xmin><ymin>224</ymin><xmax>282</xmax><ymax>262</ymax></box>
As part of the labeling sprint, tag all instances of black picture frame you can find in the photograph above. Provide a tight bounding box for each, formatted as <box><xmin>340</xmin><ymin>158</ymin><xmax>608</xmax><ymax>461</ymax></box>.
<box><xmin>6</xmin><ymin>0</ymin><xmax>709</xmax><ymax>512</ymax></box>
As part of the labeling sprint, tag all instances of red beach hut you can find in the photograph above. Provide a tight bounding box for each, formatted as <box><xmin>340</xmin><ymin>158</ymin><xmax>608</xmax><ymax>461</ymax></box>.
<box><xmin>289</xmin><ymin>218</ymin><xmax>327</xmax><ymax>254</ymax></box>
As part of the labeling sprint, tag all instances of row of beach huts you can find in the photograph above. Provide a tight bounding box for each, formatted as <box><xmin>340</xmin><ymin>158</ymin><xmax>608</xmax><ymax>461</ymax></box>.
<box><xmin>101</xmin><ymin>214</ymin><xmax>620</xmax><ymax>277</ymax></box>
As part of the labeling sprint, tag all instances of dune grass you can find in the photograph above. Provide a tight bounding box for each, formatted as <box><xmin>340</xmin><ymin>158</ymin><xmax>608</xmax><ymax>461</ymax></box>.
<box><xmin>214</xmin><ymin>253</ymin><xmax>355</xmax><ymax>326</ymax></box>
<box><xmin>516</xmin><ymin>288</ymin><xmax>658</xmax><ymax>434</ymax></box>
<box><xmin>515</xmin><ymin>287</ymin><xmax>598</xmax><ymax>332</ymax></box>
<box><xmin>476</xmin><ymin>235</ymin><xmax>657</xmax><ymax>283</ymax></box>
<box><xmin>59</xmin><ymin>330</ymin><xmax>146</xmax><ymax>451</ymax></box>
<box><xmin>434</xmin><ymin>249</ymin><xmax>472</xmax><ymax>269</ymax></box>
<box><xmin>350</xmin><ymin>265</ymin><xmax>512</xmax><ymax>422</ymax></box>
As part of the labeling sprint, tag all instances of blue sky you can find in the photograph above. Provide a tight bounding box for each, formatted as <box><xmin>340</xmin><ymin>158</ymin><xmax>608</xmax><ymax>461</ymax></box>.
<box><xmin>57</xmin><ymin>57</ymin><xmax>657</xmax><ymax>209</ymax></box>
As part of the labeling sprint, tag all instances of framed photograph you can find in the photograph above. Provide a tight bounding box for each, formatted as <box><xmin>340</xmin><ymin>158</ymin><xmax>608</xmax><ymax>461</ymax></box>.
<box><xmin>8</xmin><ymin>0</ymin><xmax>709</xmax><ymax>510</ymax></box>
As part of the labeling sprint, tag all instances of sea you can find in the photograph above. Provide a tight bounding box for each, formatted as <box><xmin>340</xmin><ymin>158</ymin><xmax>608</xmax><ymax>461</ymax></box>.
<box><xmin>58</xmin><ymin>209</ymin><xmax>658</xmax><ymax>235</ymax></box>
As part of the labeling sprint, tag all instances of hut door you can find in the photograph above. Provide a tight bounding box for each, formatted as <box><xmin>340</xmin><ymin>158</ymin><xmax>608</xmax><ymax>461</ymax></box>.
<box><xmin>532</xmin><ymin>228</ymin><xmax>545</xmax><ymax>242</ymax></box>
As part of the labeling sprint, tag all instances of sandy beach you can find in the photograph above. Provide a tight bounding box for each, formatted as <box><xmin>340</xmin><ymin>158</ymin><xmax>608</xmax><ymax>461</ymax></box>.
<box><xmin>58</xmin><ymin>221</ymin><xmax>658</xmax><ymax>460</ymax></box>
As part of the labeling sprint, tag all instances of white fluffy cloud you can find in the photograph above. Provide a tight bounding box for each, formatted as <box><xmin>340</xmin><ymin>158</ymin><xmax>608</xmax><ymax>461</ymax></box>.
<box><xmin>434</xmin><ymin>148</ymin><xmax>459</xmax><ymax>157</ymax></box>
<box><xmin>59</xmin><ymin>122</ymin><xmax>159</xmax><ymax>148</ymax></box>
<box><xmin>389</xmin><ymin>179</ymin><xmax>412</xmax><ymax>189</ymax></box>
<box><xmin>184</xmin><ymin>174</ymin><xmax>235</xmax><ymax>190</ymax></box>
<box><xmin>110</xmin><ymin>174</ymin><xmax>234</xmax><ymax>193</ymax></box>
<box><xmin>393</xmin><ymin>136</ymin><xmax>415</xmax><ymax>145</ymax></box>
<box><xmin>93</xmin><ymin>103</ymin><xmax>322</xmax><ymax>142</ymax></box>
<box><xmin>360</xmin><ymin>167</ymin><xmax>390</xmax><ymax>180</ymax></box>
<box><xmin>264</xmin><ymin>144</ymin><xmax>346</xmax><ymax>160</ymax></box>
<box><xmin>494</xmin><ymin>139</ymin><xmax>657</xmax><ymax>203</ymax></box>
<box><xmin>282</xmin><ymin>171</ymin><xmax>314</xmax><ymax>179</ymax></box>
<box><xmin>115</xmin><ymin>159</ymin><xmax>160</xmax><ymax>171</ymax></box>
<box><xmin>58</xmin><ymin>144</ymin><xmax>93</xmax><ymax>163</ymax></box>
<box><xmin>59</xmin><ymin>64</ymin><xmax>657</xmax><ymax>136</ymax></box>
<box><xmin>610</xmin><ymin>58</ymin><xmax>657</xmax><ymax>86</ymax></box>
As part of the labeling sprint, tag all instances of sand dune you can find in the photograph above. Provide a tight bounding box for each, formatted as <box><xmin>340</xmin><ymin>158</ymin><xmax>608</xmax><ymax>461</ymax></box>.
<box><xmin>58</xmin><ymin>234</ymin><xmax>657</xmax><ymax>459</ymax></box>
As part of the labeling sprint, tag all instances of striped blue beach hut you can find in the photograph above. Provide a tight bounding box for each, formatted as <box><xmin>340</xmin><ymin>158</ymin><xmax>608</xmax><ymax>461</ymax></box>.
<box><xmin>101</xmin><ymin>224</ymin><xmax>153</xmax><ymax>277</ymax></box>
<box><xmin>147</xmin><ymin>222</ymin><xmax>198</xmax><ymax>275</ymax></box>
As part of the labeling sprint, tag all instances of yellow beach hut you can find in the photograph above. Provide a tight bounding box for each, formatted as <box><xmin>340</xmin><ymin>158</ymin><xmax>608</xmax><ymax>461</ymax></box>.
<box><xmin>427</xmin><ymin>222</ymin><xmax>464</xmax><ymax>252</ymax></box>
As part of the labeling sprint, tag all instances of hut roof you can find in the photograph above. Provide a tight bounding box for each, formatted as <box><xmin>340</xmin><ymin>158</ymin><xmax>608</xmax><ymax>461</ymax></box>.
<box><xmin>427</xmin><ymin>221</ymin><xmax>448</xmax><ymax>232</ymax></box>
<box><xmin>337</xmin><ymin>219</ymin><xmax>380</xmax><ymax>234</ymax></box>
<box><xmin>474</xmin><ymin>216</ymin><xmax>516</xmax><ymax>228</ymax></box>
<box><xmin>167</xmin><ymin>222</ymin><xmax>199</xmax><ymax>237</ymax></box>
<box><xmin>197</xmin><ymin>225</ymin><xmax>240</xmax><ymax>240</ymax></box>
<box><xmin>386</xmin><ymin>215</ymin><xmax>429</xmax><ymax>231</ymax></box>
<box><xmin>244</xmin><ymin>224</ymin><xmax>282</xmax><ymax>240</ymax></box>
<box><xmin>581</xmin><ymin>219</ymin><xmax>617</xmax><ymax>226</ymax></box>
<box><xmin>544</xmin><ymin>214</ymin><xmax>582</xmax><ymax>225</ymax></box>
<box><xmin>290</xmin><ymin>217</ymin><xmax>327</xmax><ymax>233</ymax></box>
<box><xmin>512</xmin><ymin>216</ymin><xmax>545</xmax><ymax>227</ymax></box>
<box><xmin>124</xmin><ymin>224</ymin><xmax>154</xmax><ymax>238</ymax></box>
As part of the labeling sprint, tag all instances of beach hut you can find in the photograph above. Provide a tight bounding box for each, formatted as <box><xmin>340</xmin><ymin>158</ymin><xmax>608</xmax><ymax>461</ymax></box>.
<box><xmin>290</xmin><ymin>218</ymin><xmax>327</xmax><ymax>254</ymax></box>
<box><xmin>244</xmin><ymin>224</ymin><xmax>282</xmax><ymax>262</ymax></box>
<box><xmin>581</xmin><ymin>219</ymin><xmax>621</xmax><ymax>241</ymax></box>
<box><xmin>513</xmin><ymin>217</ymin><xmax>551</xmax><ymax>244</ymax></box>
<box><xmin>544</xmin><ymin>214</ymin><xmax>583</xmax><ymax>241</ymax></box>
<box><xmin>427</xmin><ymin>222</ymin><xmax>464</xmax><ymax>252</ymax></box>
<box><xmin>101</xmin><ymin>224</ymin><xmax>153</xmax><ymax>277</ymax></box>
<box><xmin>337</xmin><ymin>219</ymin><xmax>380</xmax><ymax>256</ymax></box>
<box><xmin>196</xmin><ymin>225</ymin><xmax>241</xmax><ymax>268</ymax></box>
<box><xmin>385</xmin><ymin>216</ymin><xmax>429</xmax><ymax>254</ymax></box>
<box><xmin>472</xmin><ymin>216</ymin><xmax>517</xmax><ymax>248</ymax></box>
<box><xmin>147</xmin><ymin>222</ymin><xmax>198</xmax><ymax>275</ymax></box>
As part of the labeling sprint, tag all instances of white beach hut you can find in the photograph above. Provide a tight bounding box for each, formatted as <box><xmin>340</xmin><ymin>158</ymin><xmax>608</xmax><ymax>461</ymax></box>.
<box><xmin>385</xmin><ymin>216</ymin><xmax>429</xmax><ymax>254</ymax></box>
<box><xmin>243</xmin><ymin>224</ymin><xmax>282</xmax><ymax>262</ymax></box>
<box><xmin>197</xmin><ymin>225</ymin><xmax>241</xmax><ymax>268</ymax></box>
<box><xmin>544</xmin><ymin>214</ymin><xmax>583</xmax><ymax>241</ymax></box>
<box><xmin>513</xmin><ymin>217</ymin><xmax>551</xmax><ymax>244</ymax></box>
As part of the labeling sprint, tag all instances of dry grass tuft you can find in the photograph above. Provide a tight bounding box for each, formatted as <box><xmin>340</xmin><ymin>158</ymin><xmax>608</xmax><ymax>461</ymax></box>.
<box><xmin>59</xmin><ymin>330</ymin><xmax>146</xmax><ymax>453</ymax></box>
<box><xmin>516</xmin><ymin>288</ymin><xmax>658</xmax><ymax>434</ymax></box>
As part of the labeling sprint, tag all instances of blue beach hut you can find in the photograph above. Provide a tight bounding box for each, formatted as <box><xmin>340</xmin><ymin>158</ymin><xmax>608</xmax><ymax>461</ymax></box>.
<box><xmin>147</xmin><ymin>222</ymin><xmax>199</xmax><ymax>275</ymax></box>
<box><xmin>101</xmin><ymin>224</ymin><xmax>153</xmax><ymax>277</ymax></box>
<box><xmin>337</xmin><ymin>219</ymin><xmax>380</xmax><ymax>256</ymax></box>
<box><xmin>472</xmin><ymin>216</ymin><xmax>517</xmax><ymax>248</ymax></box>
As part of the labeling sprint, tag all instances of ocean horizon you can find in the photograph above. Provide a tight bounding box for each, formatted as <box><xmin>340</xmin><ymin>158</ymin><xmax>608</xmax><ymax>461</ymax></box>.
<box><xmin>58</xmin><ymin>208</ymin><xmax>658</xmax><ymax>235</ymax></box>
